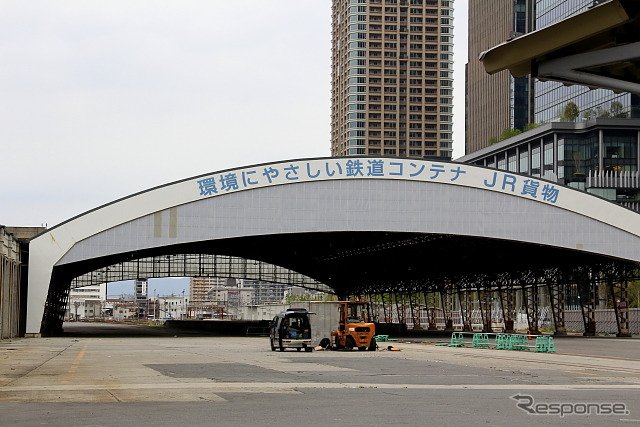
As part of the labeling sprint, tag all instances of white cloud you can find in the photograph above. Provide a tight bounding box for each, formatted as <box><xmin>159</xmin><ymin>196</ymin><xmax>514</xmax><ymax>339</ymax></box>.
<box><xmin>1</xmin><ymin>0</ymin><xmax>467</xmax><ymax>227</ymax></box>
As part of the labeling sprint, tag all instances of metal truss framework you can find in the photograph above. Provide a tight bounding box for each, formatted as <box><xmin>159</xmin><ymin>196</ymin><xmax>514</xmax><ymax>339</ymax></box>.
<box><xmin>356</xmin><ymin>261</ymin><xmax>639</xmax><ymax>337</ymax></box>
<box><xmin>549</xmin><ymin>284</ymin><xmax>567</xmax><ymax>335</ymax></box>
<box><xmin>457</xmin><ymin>288</ymin><xmax>474</xmax><ymax>332</ymax></box>
<box><xmin>70</xmin><ymin>253</ymin><xmax>331</xmax><ymax>293</ymax></box>
<box><xmin>41</xmin><ymin>254</ymin><xmax>331</xmax><ymax>336</ymax></box>
<box><xmin>478</xmin><ymin>291</ymin><xmax>493</xmax><ymax>333</ymax></box>
<box><xmin>41</xmin><ymin>242</ymin><xmax>638</xmax><ymax>337</ymax></box>
<box><xmin>497</xmin><ymin>286</ymin><xmax>516</xmax><ymax>333</ymax></box>
<box><xmin>347</xmin><ymin>261</ymin><xmax>638</xmax><ymax>295</ymax></box>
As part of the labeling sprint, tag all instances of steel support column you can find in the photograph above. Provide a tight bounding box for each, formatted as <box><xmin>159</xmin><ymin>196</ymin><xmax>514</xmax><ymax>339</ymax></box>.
<box><xmin>548</xmin><ymin>284</ymin><xmax>567</xmax><ymax>336</ymax></box>
<box><xmin>498</xmin><ymin>286</ymin><xmax>515</xmax><ymax>333</ymax></box>
<box><xmin>366</xmin><ymin>293</ymin><xmax>380</xmax><ymax>323</ymax></box>
<box><xmin>548</xmin><ymin>284</ymin><xmax>567</xmax><ymax>335</ymax></box>
<box><xmin>394</xmin><ymin>293</ymin><xmax>407</xmax><ymax>327</ymax></box>
<box><xmin>522</xmin><ymin>284</ymin><xmax>540</xmax><ymax>335</ymax></box>
<box><xmin>439</xmin><ymin>289</ymin><xmax>454</xmax><ymax>331</ymax></box>
<box><xmin>380</xmin><ymin>293</ymin><xmax>390</xmax><ymax>323</ymax></box>
<box><xmin>609</xmin><ymin>279</ymin><xmax>632</xmax><ymax>337</ymax></box>
<box><xmin>424</xmin><ymin>293</ymin><xmax>438</xmax><ymax>330</ymax></box>
<box><xmin>41</xmin><ymin>275</ymin><xmax>71</xmax><ymax>337</ymax></box>
<box><xmin>479</xmin><ymin>291</ymin><xmax>494</xmax><ymax>333</ymax></box>
<box><xmin>578</xmin><ymin>280</ymin><xmax>598</xmax><ymax>336</ymax></box>
<box><xmin>457</xmin><ymin>287</ymin><xmax>473</xmax><ymax>332</ymax></box>
<box><xmin>408</xmin><ymin>292</ymin><xmax>422</xmax><ymax>329</ymax></box>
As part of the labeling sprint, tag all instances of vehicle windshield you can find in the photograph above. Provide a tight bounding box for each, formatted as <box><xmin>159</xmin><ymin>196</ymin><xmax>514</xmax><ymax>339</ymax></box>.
<box><xmin>347</xmin><ymin>303</ymin><xmax>369</xmax><ymax>323</ymax></box>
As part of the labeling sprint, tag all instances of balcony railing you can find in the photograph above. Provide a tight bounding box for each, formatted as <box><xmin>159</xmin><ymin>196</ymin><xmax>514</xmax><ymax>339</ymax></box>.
<box><xmin>586</xmin><ymin>170</ymin><xmax>640</xmax><ymax>189</ymax></box>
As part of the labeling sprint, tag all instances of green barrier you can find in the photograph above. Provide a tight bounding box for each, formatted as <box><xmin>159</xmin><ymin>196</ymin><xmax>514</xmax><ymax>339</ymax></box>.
<box><xmin>547</xmin><ymin>337</ymin><xmax>556</xmax><ymax>353</ymax></box>
<box><xmin>448</xmin><ymin>332</ymin><xmax>465</xmax><ymax>347</ymax></box>
<box><xmin>437</xmin><ymin>332</ymin><xmax>556</xmax><ymax>353</ymax></box>
<box><xmin>509</xmin><ymin>334</ymin><xmax>529</xmax><ymax>351</ymax></box>
<box><xmin>534</xmin><ymin>336</ymin><xmax>556</xmax><ymax>353</ymax></box>
<box><xmin>495</xmin><ymin>334</ymin><xmax>510</xmax><ymax>350</ymax></box>
<box><xmin>471</xmin><ymin>333</ymin><xmax>490</xmax><ymax>348</ymax></box>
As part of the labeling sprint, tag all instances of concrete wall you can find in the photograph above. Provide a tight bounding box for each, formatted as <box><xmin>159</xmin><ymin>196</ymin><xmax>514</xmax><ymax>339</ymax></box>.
<box><xmin>0</xmin><ymin>227</ymin><xmax>21</xmax><ymax>339</ymax></box>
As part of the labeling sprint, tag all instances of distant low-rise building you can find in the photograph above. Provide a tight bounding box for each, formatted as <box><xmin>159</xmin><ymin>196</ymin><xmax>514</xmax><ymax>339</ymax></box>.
<box><xmin>155</xmin><ymin>295</ymin><xmax>188</xmax><ymax>320</ymax></box>
<box><xmin>243</xmin><ymin>279</ymin><xmax>288</xmax><ymax>305</ymax></box>
<box><xmin>111</xmin><ymin>301</ymin><xmax>139</xmax><ymax>321</ymax></box>
<box><xmin>65</xmin><ymin>284</ymin><xmax>106</xmax><ymax>320</ymax></box>
<box><xmin>206</xmin><ymin>285</ymin><xmax>254</xmax><ymax>320</ymax></box>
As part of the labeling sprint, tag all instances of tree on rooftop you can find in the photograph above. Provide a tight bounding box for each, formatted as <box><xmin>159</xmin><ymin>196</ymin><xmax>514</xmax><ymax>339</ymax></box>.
<box><xmin>499</xmin><ymin>128</ymin><xmax>522</xmax><ymax>141</ymax></box>
<box><xmin>582</xmin><ymin>108</ymin><xmax>596</xmax><ymax>120</ymax></box>
<box><xmin>610</xmin><ymin>101</ymin><xmax>627</xmax><ymax>118</ymax></box>
<box><xmin>596</xmin><ymin>106</ymin><xmax>611</xmax><ymax>118</ymax></box>
<box><xmin>561</xmin><ymin>102</ymin><xmax>580</xmax><ymax>122</ymax></box>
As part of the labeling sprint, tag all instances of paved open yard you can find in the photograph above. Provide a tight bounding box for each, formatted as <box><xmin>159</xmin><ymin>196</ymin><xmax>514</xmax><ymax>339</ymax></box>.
<box><xmin>1</xmin><ymin>323</ymin><xmax>639</xmax><ymax>426</ymax></box>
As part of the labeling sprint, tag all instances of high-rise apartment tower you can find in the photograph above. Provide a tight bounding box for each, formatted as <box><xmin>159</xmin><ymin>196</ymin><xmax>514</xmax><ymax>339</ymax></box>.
<box><xmin>331</xmin><ymin>0</ymin><xmax>455</xmax><ymax>160</ymax></box>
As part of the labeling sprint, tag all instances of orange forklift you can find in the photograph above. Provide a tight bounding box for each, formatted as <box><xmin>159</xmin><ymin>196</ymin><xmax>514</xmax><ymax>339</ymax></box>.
<box><xmin>330</xmin><ymin>301</ymin><xmax>377</xmax><ymax>351</ymax></box>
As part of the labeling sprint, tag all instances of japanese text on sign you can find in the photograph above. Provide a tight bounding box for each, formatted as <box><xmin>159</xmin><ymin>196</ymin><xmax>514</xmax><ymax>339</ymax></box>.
<box><xmin>195</xmin><ymin>159</ymin><xmax>561</xmax><ymax>205</ymax></box>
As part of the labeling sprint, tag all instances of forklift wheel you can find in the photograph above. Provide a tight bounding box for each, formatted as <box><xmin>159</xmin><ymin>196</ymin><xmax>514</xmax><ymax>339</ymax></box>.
<box><xmin>346</xmin><ymin>336</ymin><xmax>356</xmax><ymax>350</ymax></box>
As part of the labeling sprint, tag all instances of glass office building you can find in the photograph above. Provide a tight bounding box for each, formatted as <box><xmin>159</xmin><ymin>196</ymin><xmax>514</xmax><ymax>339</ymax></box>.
<box><xmin>533</xmin><ymin>1</ymin><xmax>639</xmax><ymax>125</ymax></box>
<box><xmin>458</xmin><ymin>118</ymin><xmax>640</xmax><ymax>212</ymax></box>
<box><xmin>466</xmin><ymin>0</ymin><xmax>640</xmax><ymax>155</ymax></box>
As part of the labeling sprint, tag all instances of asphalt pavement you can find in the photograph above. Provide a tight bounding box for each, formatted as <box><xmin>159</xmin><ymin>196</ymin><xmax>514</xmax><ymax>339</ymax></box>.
<box><xmin>0</xmin><ymin>322</ymin><xmax>639</xmax><ymax>426</ymax></box>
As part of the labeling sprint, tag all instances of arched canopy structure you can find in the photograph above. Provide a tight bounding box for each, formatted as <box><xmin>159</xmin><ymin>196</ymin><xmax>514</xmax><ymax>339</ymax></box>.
<box><xmin>27</xmin><ymin>157</ymin><xmax>640</xmax><ymax>336</ymax></box>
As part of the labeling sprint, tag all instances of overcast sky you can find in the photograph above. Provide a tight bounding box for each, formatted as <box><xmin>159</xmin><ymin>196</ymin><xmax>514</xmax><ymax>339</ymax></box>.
<box><xmin>1</xmin><ymin>0</ymin><xmax>468</xmax><ymax>228</ymax></box>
